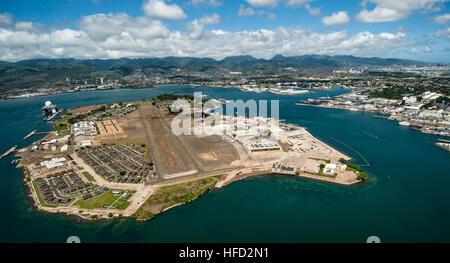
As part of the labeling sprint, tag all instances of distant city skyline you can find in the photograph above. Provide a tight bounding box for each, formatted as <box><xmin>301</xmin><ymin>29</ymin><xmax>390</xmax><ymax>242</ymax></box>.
<box><xmin>0</xmin><ymin>0</ymin><xmax>449</xmax><ymax>62</ymax></box>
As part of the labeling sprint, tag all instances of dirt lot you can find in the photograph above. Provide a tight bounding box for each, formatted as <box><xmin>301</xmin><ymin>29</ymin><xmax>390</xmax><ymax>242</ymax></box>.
<box><xmin>69</xmin><ymin>104</ymin><xmax>105</xmax><ymax>114</ymax></box>
<box><xmin>97</xmin><ymin>120</ymin><xmax>126</xmax><ymax>139</ymax></box>
<box><xmin>177</xmin><ymin>135</ymin><xmax>240</xmax><ymax>171</ymax></box>
<box><xmin>100</xmin><ymin>110</ymin><xmax>147</xmax><ymax>146</ymax></box>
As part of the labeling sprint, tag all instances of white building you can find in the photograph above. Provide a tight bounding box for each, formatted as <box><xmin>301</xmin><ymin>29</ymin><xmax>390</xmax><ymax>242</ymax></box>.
<box><xmin>247</xmin><ymin>140</ymin><xmax>281</xmax><ymax>152</ymax></box>
<box><xmin>42</xmin><ymin>139</ymin><xmax>57</xmax><ymax>145</ymax></box>
<box><xmin>323</xmin><ymin>163</ymin><xmax>337</xmax><ymax>176</ymax></box>
<box><xmin>170</xmin><ymin>99</ymin><xmax>187</xmax><ymax>113</ymax></box>
<box><xmin>72</xmin><ymin>121</ymin><xmax>97</xmax><ymax>137</ymax></box>
<box><xmin>402</xmin><ymin>96</ymin><xmax>417</xmax><ymax>105</ymax></box>
<box><xmin>81</xmin><ymin>140</ymin><xmax>92</xmax><ymax>147</ymax></box>
<box><xmin>40</xmin><ymin>157</ymin><xmax>66</xmax><ymax>169</ymax></box>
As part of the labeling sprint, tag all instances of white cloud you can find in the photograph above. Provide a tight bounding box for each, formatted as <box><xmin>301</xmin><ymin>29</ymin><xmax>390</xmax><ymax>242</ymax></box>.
<box><xmin>435</xmin><ymin>27</ymin><xmax>450</xmax><ymax>38</ymax></box>
<box><xmin>285</xmin><ymin>0</ymin><xmax>311</xmax><ymax>7</ymax></box>
<box><xmin>0</xmin><ymin>10</ymin><xmax>412</xmax><ymax>62</ymax></box>
<box><xmin>238</xmin><ymin>5</ymin><xmax>267</xmax><ymax>17</ymax></box>
<box><xmin>357</xmin><ymin>7</ymin><xmax>407</xmax><ymax>22</ymax></box>
<box><xmin>238</xmin><ymin>5</ymin><xmax>257</xmax><ymax>16</ymax></box>
<box><xmin>305</xmin><ymin>4</ymin><xmax>321</xmax><ymax>16</ymax></box>
<box><xmin>187</xmin><ymin>13</ymin><xmax>220</xmax><ymax>38</ymax></box>
<box><xmin>15</xmin><ymin>22</ymin><xmax>33</xmax><ymax>31</ymax></box>
<box><xmin>245</xmin><ymin>0</ymin><xmax>279</xmax><ymax>7</ymax></box>
<box><xmin>0</xmin><ymin>12</ymin><xmax>13</xmax><ymax>26</ymax></box>
<box><xmin>410</xmin><ymin>45</ymin><xmax>432</xmax><ymax>53</ymax></box>
<box><xmin>433</xmin><ymin>13</ymin><xmax>450</xmax><ymax>23</ymax></box>
<box><xmin>284</xmin><ymin>0</ymin><xmax>320</xmax><ymax>16</ymax></box>
<box><xmin>322</xmin><ymin>11</ymin><xmax>350</xmax><ymax>26</ymax></box>
<box><xmin>80</xmin><ymin>13</ymin><xmax>169</xmax><ymax>41</ymax></box>
<box><xmin>191</xmin><ymin>0</ymin><xmax>222</xmax><ymax>7</ymax></box>
<box><xmin>143</xmin><ymin>0</ymin><xmax>187</xmax><ymax>20</ymax></box>
<box><xmin>266</xmin><ymin>13</ymin><xmax>277</xmax><ymax>20</ymax></box>
<box><xmin>357</xmin><ymin>0</ymin><xmax>446</xmax><ymax>23</ymax></box>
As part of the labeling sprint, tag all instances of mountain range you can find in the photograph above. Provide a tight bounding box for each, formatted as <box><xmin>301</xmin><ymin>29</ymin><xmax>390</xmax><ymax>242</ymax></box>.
<box><xmin>0</xmin><ymin>55</ymin><xmax>431</xmax><ymax>92</ymax></box>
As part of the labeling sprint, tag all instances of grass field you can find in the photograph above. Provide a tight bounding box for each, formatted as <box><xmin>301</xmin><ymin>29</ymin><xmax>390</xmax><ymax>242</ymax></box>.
<box><xmin>134</xmin><ymin>176</ymin><xmax>218</xmax><ymax>220</ymax></box>
<box><xmin>74</xmin><ymin>189</ymin><xmax>135</xmax><ymax>210</ymax></box>
<box><xmin>52</xmin><ymin>116</ymin><xmax>71</xmax><ymax>135</ymax></box>
<box><xmin>82</xmin><ymin>171</ymin><xmax>95</xmax><ymax>182</ymax></box>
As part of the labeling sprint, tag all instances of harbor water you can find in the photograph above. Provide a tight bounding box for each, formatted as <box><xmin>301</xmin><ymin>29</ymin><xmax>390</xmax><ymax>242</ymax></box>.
<box><xmin>0</xmin><ymin>85</ymin><xmax>449</xmax><ymax>242</ymax></box>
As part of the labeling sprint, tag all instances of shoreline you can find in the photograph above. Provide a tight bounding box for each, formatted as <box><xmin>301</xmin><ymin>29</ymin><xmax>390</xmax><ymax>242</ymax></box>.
<box><xmin>20</xmin><ymin>141</ymin><xmax>363</xmax><ymax>222</ymax></box>
<box><xmin>296</xmin><ymin>102</ymin><xmax>450</xmax><ymax>138</ymax></box>
<box><xmin>0</xmin><ymin>86</ymin><xmax>158</xmax><ymax>102</ymax></box>
<box><xmin>22</xmin><ymin>168</ymin><xmax>364</xmax><ymax>224</ymax></box>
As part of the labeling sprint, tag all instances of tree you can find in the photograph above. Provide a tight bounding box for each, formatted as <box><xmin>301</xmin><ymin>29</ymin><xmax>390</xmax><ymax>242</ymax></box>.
<box><xmin>357</xmin><ymin>172</ymin><xmax>368</xmax><ymax>181</ymax></box>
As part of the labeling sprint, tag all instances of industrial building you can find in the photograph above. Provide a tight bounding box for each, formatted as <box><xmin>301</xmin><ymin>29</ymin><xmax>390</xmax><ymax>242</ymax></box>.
<box><xmin>72</xmin><ymin>121</ymin><xmax>97</xmax><ymax>137</ymax></box>
<box><xmin>40</xmin><ymin>157</ymin><xmax>66</xmax><ymax>169</ymax></box>
<box><xmin>247</xmin><ymin>141</ymin><xmax>281</xmax><ymax>152</ymax></box>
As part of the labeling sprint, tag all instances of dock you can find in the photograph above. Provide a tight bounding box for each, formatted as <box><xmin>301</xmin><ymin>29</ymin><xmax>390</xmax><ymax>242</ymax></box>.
<box><xmin>372</xmin><ymin>115</ymin><xmax>389</xmax><ymax>119</ymax></box>
<box><xmin>23</xmin><ymin>130</ymin><xmax>51</xmax><ymax>140</ymax></box>
<box><xmin>438</xmin><ymin>139</ymin><xmax>450</xmax><ymax>143</ymax></box>
<box><xmin>435</xmin><ymin>142</ymin><xmax>450</xmax><ymax>152</ymax></box>
<box><xmin>44</xmin><ymin>110</ymin><xmax>62</xmax><ymax>121</ymax></box>
<box><xmin>0</xmin><ymin>145</ymin><xmax>18</xmax><ymax>160</ymax></box>
<box><xmin>11</xmin><ymin>159</ymin><xmax>21</xmax><ymax>164</ymax></box>
<box><xmin>24</xmin><ymin>130</ymin><xmax>36</xmax><ymax>139</ymax></box>
<box><xmin>295</xmin><ymin>103</ymin><xmax>323</xmax><ymax>107</ymax></box>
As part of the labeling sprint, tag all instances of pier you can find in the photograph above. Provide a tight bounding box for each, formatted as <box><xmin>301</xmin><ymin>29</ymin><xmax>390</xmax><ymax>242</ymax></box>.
<box><xmin>0</xmin><ymin>145</ymin><xmax>18</xmax><ymax>160</ymax></box>
<box><xmin>44</xmin><ymin>110</ymin><xmax>62</xmax><ymax>121</ymax></box>
<box><xmin>23</xmin><ymin>130</ymin><xmax>51</xmax><ymax>140</ymax></box>
<box><xmin>11</xmin><ymin>159</ymin><xmax>21</xmax><ymax>165</ymax></box>
<box><xmin>24</xmin><ymin>130</ymin><xmax>36</xmax><ymax>139</ymax></box>
<box><xmin>295</xmin><ymin>103</ymin><xmax>323</xmax><ymax>107</ymax></box>
<box><xmin>438</xmin><ymin>139</ymin><xmax>450</xmax><ymax>143</ymax></box>
<box><xmin>435</xmin><ymin>142</ymin><xmax>450</xmax><ymax>152</ymax></box>
<box><xmin>372</xmin><ymin>115</ymin><xmax>389</xmax><ymax>119</ymax></box>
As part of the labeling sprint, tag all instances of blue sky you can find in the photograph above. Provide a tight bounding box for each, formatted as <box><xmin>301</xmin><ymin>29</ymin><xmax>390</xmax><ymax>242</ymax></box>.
<box><xmin>0</xmin><ymin>0</ymin><xmax>449</xmax><ymax>62</ymax></box>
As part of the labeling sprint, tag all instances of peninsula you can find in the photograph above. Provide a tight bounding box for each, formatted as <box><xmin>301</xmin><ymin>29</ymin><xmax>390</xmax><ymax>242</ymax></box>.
<box><xmin>15</xmin><ymin>94</ymin><xmax>365</xmax><ymax>221</ymax></box>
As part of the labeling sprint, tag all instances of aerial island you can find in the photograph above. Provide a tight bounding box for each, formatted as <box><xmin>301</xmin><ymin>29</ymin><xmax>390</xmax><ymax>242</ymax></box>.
<box><xmin>10</xmin><ymin>94</ymin><xmax>366</xmax><ymax>221</ymax></box>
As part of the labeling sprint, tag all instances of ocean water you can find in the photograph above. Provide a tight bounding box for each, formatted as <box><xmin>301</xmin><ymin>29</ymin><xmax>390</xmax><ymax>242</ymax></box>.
<box><xmin>0</xmin><ymin>85</ymin><xmax>448</xmax><ymax>242</ymax></box>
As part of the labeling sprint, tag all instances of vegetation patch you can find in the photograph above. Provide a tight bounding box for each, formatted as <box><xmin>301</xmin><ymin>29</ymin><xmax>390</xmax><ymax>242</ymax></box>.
<box><xmin>340</xmin><ymin>158</ymin><xmax>368</xmax><ymax>181</ymax></box>
<box><xmin>134</xmin><ymin>176</ymin><xmax>219</xmax><ymax>220</ymax></box>
<box><xmin>74</xmin><ymin>189</ymin><xmax>134</xmax><ymax>210</ymax></box>
<box><xmin>308</xmin><ymin>157</ymin><xmax>330</xmax><ymax>163</ymax></box>
<box><xmin>82</xmin><ymin>171</ymin><xmax>95</xmax><ymax>182</ymax></box>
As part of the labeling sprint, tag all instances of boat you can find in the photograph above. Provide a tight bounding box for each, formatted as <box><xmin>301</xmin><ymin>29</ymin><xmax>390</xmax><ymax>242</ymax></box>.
<box><xmin>398</xmin><ymin>121</ymin><xmax>410</xmax><ymax>126</ymax></box>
